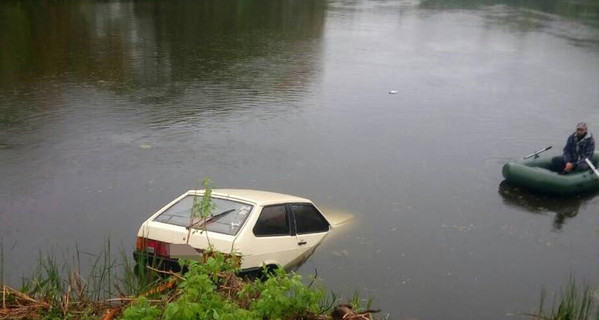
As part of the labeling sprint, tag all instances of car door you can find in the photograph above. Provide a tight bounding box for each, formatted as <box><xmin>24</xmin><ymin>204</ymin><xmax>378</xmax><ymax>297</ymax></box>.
<box><xmin>290</xmin><ymin>203</ymin><xmax>330</xmax><ymax>264</ymax></box>
<box><xmin>246</xmin><ymin>204</ymin><xmax>299</xmax><ymax>269</ymax></box>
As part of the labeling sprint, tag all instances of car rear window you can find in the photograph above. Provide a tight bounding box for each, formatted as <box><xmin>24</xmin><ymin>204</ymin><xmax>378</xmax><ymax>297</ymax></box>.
<box><xmin>153</xmin><ymin>195</ymin><xmax>253</xmax><ymax>236</ymax></box>
<box><xmin>291</xmin><ymin>204</ymin><xmax>329</xmax><ymax>234</ymax></box>
<box><xmin>253</xmin><ymin>205</ymin><xmax>290</xmax><ymax>237</ymax></box>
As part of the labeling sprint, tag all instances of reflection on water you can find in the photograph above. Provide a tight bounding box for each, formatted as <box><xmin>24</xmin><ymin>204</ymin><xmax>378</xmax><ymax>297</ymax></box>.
<box><xmin>420</xmin><ymin>0</ymin><xmax>599</xmax><ymax>27</ymax></box>
<box><xmin>319</xmin><ymin>207</ymin><xmax>355</xmax><ymax>228</ymax></box>
<box><xmin>421</xmin><ymin>0</ymin><xmax>599</xmax><ymax>48</ymax></box>
<box><xmin>498</xmin><ymin>180</ymin><xmax>596</xmax><ymax>230</ymax></box>
<box><xmin>0</xmin><ymin>0</ymin><xmax>326</xmax><ymax>131</ymax></box>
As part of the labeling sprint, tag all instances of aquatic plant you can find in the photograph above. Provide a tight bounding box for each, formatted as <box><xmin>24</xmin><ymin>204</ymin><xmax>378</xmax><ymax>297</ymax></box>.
<box><xmin>529</xmin><ymin>277</ymin><xmax>599</xmax><ymax>320</ymax></box>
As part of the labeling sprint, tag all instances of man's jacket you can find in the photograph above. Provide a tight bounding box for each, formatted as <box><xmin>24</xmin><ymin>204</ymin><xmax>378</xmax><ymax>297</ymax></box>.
<box><xmin>563</xmin><ymin>131</ymin><xmax>595</xmax><ymax>166</ymax></box>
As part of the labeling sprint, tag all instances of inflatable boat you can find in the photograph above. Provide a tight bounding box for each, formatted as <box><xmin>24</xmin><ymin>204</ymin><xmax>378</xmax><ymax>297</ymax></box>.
<box><xmin>502</xmin><ymin>152</ymin><xmax>599</xmax><ymax>196</ymax></box>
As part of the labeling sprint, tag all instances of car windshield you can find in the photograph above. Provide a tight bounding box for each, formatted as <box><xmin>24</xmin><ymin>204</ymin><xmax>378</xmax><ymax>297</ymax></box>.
<box><xmin>153</xmin><ymin>195</ymin><xmax>253</xmax><ymax>236</ymax></box>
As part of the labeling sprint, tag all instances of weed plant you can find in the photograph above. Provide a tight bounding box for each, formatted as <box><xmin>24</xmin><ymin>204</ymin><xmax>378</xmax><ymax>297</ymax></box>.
<box><xmin>0</xmin><ymin>240</ymin><xmax>162</xmax><ymax>320</ymax></box>
<box><xmin>122</xmin><ymin>252</ymin><xmax>333</xmax><ymax>320</ymax></box>
<box><xmin>1</xmin><ymin>239</ymin><xmax>377</xmax><ymax>320</ymax></box>
<box><xmin>530</xmin><ymin>278</ymin><xmax>599</xmax><ymax>320</ymax></box>
<box><xmin>186</xmin><ymin>178</ymin><xmax>216</xmax><ymax>246</ymax></box>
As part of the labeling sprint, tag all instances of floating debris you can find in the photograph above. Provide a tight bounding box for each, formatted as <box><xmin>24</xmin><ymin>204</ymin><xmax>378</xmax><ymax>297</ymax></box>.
<box><xmin>388</xmin><ymin>90</ymin><xmax>398</xmax><ymax>94</ymax></box>
<box><xmin>441</xmin><ymin>223</ymin><xmax>476</xmax><ymax>232</ymax></box>
<box><xmin>332</xmin><ymin>249</ymin><xmax>349</xmax><ymax>257</ymax></box>
<box><xmin>140</xmin><ymin>144</ymin><xmax>151</xmax><ymax>149</ymax></box>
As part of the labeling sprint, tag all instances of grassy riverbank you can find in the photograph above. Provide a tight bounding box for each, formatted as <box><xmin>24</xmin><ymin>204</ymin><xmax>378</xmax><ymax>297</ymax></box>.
<box><xmin>0</xmin><ymin>243</ymin><xmax>380</xmax><ymax>320</ymax></box>
<box><xmin>1</xmin><ymin>180</ymin><xmax>380</xmax><ymax>320</ymax></box>
<box><xmin>2</xmin><ymin>243</ymin><xmax>597</xmax><ymax>320</ymax></box>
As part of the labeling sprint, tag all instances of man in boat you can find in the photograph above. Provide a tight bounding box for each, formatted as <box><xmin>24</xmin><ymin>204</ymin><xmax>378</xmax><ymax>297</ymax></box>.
<box><xmin>552</xmin><ymin>122</ymin><xmax>595</xmax><ymax>174</ymax></box>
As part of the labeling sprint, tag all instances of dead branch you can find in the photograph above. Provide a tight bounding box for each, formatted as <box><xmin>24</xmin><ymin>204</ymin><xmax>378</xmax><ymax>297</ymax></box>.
<box><xmin>331</xmin><ymin>303</ymin><xmax>380</xmax><ymax>320</ymax></box>
<box><xmin>105</xmin><ymin>297</ymin><xmax>161</xmax><ymax>303</ymax></box>
<box><xmin>71</xmin><ymin>271</ymin><xmax>86</xmax><ymax>299</ymax></box>
<box><xmin>0</xmin><ymin>286</ymin><xmax>52</xmax><ymax>320</ymax></box>
<box><xmin>140</xmin><ymin>277</ymin><xmax>178</xmax><ymax>298</ymax></box>
<box><xmin>100</xmin><ymin>306</ymin><xmax>123</xmax><ymax>320</ymax></box>
<box><xmin>62</xmin><ymin>285</ymin><xmax>71</xmax><ymax>317</ymax></box>
<box><xmin>101</xmin><ymin>276</ymin><xmax>179</xmax><ymax>320</ymax></box>
<box><xmin>145</xmin><ymin>265</ymin><xmax>186</xmax><ymax>281</ymax></box>
<box><xmin>2</xmin><ymin>286</ymin><xmax>50</xmax><ymax>308</ymax></box>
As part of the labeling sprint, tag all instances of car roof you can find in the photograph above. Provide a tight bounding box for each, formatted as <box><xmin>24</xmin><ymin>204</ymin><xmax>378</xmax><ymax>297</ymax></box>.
<box><xmin>189</xmin><ymin>189</ymin><xmax>313</xmax><ymax>206</ymax></box>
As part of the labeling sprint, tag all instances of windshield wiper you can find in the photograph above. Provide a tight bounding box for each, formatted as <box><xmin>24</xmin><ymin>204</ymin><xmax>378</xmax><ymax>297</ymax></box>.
<box><xmin>187</xmin><ymin>209</ymin><xmax>236</xmax><ymax>229</ymax></box>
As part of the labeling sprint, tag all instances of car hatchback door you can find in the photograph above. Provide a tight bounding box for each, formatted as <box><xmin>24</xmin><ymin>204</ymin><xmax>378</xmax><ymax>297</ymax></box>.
<box><xmin>245</xmin><ymin>204</ymin><xmax>299</xmax><ymax>269</ymax></box>
<box><xmin>290</xmin><ymin>203</ymin><xmax>331</xmax><ymax>263</ymax></box>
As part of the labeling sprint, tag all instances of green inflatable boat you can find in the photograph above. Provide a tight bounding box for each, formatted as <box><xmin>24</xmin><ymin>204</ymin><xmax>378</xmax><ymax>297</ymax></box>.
<box><xmin>502</xmin><ymin>151</ymin><xmax>599</xmax><ymax>196</ymax></box>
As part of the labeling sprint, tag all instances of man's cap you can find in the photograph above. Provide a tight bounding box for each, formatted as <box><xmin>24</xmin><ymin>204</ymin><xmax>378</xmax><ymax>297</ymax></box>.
<box><xmin>576</xmin><ymin>122</ymin><xmax>587</xmax><ymax>130</ymax></box>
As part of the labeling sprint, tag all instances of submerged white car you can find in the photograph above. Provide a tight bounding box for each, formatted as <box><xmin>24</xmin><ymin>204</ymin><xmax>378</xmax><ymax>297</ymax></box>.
<box><xmin>134</xmin><ymin>189</ymin><xmax>331</xmax><ymax>274</ymax></box>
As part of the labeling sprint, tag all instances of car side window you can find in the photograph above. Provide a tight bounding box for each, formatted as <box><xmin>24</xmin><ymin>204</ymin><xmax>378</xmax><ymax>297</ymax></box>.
<box><xmin>291</xmin><ymin>204</ymin><xmax>329</xmax><ymax>234</ymax></box>
<box><xmin>253</xmin><ymin>205</ymin><xmax>290</xmax><ymax>237</ymax></box>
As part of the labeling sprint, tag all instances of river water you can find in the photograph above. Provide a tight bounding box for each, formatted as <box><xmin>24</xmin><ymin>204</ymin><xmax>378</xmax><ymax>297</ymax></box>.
<box><xmin>1</xmin><ymin>0</ymin><xmax>599</xmax><ymax>319</ymax></box>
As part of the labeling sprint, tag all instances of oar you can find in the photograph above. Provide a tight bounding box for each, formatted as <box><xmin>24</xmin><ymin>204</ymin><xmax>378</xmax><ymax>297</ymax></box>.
<box><xmin>523</xmin><ymin>146</ymin><xmax>552</xmax><ymax>159</ymax></box>
<box><xmin>584</xmin><ymin>158</ymin><xmax>599</xmax><ymax>179</ymax></box>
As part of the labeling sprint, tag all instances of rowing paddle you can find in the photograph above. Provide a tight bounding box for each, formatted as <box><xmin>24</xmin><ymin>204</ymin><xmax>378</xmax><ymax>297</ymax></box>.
<box><xmin>523</xmin><ymin>146</ymin><xmax>552</xmax><ymax>160</ymax></box>
<box><xmin>584</xmin><ymin>158</ymin><xmax>599</xmax><ymax>179</ymax></box>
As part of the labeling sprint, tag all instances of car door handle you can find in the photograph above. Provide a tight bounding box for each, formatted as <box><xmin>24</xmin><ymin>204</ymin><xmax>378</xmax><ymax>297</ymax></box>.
<box><xmin>298</xmin><ymin>240</ymin><xmax>307</xmax><ymax>246</ymax></box>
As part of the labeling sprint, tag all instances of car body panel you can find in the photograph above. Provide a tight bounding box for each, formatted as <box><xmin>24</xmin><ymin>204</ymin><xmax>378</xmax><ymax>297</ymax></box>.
<box><xmin>136</xmin><ymin>189</ymin><xmax>331</xmax><ymax>272</ymax></box>
<box><xmin>139</xmin><ymin>220</ymin><xmax>236</xmax><ymax>254</ymax></box>
<box><xmin>295</xmin><ymin>231</ymin><xmax>328</xmax><ymax>264</ymax></box>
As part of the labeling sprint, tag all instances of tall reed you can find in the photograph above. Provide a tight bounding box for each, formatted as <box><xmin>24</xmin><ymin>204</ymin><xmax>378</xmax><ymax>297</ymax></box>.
<box><xmin>533</xmin><ymin>278</ymin><xmax>599</xmax><ymax>320</ymax></box>
<box><xmin>1</xmin><ymin>242</ymin><xmax>4</xmax><ymax>288</ymax></box>
<box><xmin>10</xmin><ymin>239</ymin><xmax>161</xmax><ymax>314</ymax></box>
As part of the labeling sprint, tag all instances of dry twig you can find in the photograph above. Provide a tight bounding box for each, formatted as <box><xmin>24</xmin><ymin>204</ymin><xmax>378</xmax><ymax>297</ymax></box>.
<box><xmin>145</xmin><ymin>266</ymin><xmax>185</xmax><ymax>281</ymax></box>
<box><xmin>101</xmin><ymin>275</ymin><xmax>179</xmax><ymax>320</ymax></box>
<box><xmin>0</xmin><ymin>285</ymin><xmax>52</xmax><ymax>320</ymax></box>
<box><xmin>62</xmin><ymin>285</ymin><xmax>71</xmax><ymax>316</ymax></box>
<box><xmin>100</xmin><ymin>306</ymin><xmax>123</xmax><ymax>320</ymax></box>
<box><xmin>331</xmin><ymin>303</ymin><xmax>380</xmax><ymax>320</ymax></box>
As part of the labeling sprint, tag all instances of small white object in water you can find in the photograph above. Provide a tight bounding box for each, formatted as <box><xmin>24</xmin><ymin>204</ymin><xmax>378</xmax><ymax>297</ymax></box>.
<box><xmin>389</xmin><ymin>90</ymin><xmax>398</xmax><ymax>94</ymax></box>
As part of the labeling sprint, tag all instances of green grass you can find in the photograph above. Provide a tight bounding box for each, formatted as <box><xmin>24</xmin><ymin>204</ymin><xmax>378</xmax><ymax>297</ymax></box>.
<box><xmin>1</xmin><ymin>240</ymin><xmax>163</xmax><ymax>319</ymax></box>
<box><xmin>18</xmin><ymin>240</ymin><xmax>159</xmax><ymax>300</ymax></box>
<box><xmin>531</xmin><ymin>278</ymin><xmax>599</xmax><ymax>320</ymax></box>
<box><xmin>1</xmin><ymin>242</ymin><xmax>379</xmax><ymax>320</ymax></box>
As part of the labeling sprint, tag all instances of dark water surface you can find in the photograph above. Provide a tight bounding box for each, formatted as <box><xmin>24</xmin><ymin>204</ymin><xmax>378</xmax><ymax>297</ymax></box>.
<box><xmin>1</xmin><ymin>0</ymin><xmax>599</xmax><ymax>319</ymax></box>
